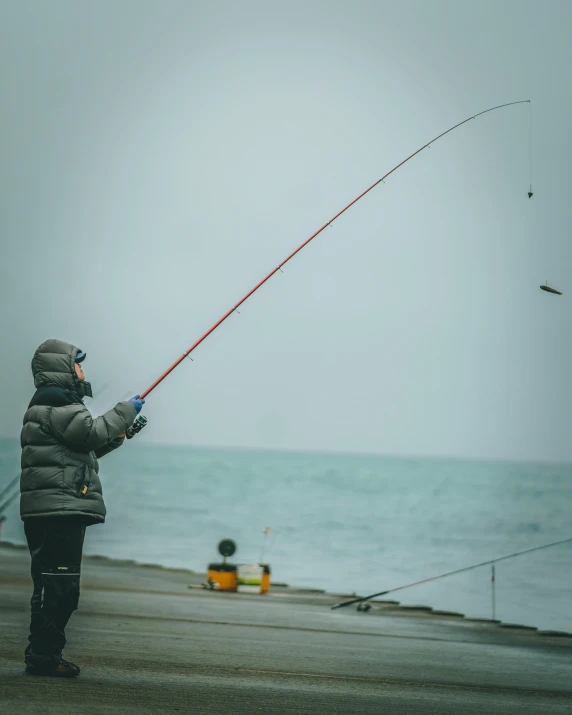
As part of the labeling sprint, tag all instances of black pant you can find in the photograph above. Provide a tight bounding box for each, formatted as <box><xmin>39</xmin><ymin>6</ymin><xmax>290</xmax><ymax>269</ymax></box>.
<box><xmin>24</xmin><ymin>518</ymin><xmax>87</xmax><ymax>666</ymax></box>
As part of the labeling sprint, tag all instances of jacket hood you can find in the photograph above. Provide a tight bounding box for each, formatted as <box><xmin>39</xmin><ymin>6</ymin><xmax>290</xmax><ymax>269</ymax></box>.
<box><xmin>31</xmin><ymin>338</ymin><xmax>86</xmax><ymax>393</ymax></box>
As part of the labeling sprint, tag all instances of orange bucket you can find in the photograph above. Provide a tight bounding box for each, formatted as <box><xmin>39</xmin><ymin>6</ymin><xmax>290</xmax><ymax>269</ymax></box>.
<box><xmin>207</xmin><ymin>563</ymin><xmax>237</xmax><ymax>591</ymax></box>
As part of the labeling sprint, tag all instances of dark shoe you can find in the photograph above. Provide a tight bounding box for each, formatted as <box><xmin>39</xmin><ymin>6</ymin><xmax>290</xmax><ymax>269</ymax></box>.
<box><xmin>52</xmin><ymin>648</ymin><xmax>80</xmax><ymax>674</ymax></box>
<box><xmin>25</xmin><ymin>660</ymin><xmax>79</xmax><ymax>678</ymax></box>
<box><xmin>59</xmin><ymin>657</ymin><xmax>80</xmax><ymax>674</ymax></box>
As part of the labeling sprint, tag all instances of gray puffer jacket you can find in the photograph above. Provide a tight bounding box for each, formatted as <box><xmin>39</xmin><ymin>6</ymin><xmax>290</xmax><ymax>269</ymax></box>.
<box><xmin>20</xmin><ymin>339</ymin><xmax>137</xmax><ymax>523</ymax></box>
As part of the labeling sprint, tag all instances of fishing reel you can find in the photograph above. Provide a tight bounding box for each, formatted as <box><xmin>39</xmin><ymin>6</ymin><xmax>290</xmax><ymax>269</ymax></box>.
<box><xmin>126</xmin><ymin>414</ymin><xmax>148</xmax><ymax>439</ymax></box>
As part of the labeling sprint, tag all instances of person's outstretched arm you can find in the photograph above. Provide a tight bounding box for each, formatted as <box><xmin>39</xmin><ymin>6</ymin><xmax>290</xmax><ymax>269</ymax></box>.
<box><xmin>51</xmin><ymin>401</ymin><xmax>137</xmax><ymax>453</ymax></box>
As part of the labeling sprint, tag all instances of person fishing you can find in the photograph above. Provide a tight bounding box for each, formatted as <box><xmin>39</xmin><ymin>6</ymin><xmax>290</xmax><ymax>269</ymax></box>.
<box><xmin>14</xmin><ymin>101</ymin><xmax>532</xmax><ymax>679</ymax></box>
<box><xmin>20</xmin><ymin>339</ymin><xmax>145</xmax><ymax>677</ymax></box>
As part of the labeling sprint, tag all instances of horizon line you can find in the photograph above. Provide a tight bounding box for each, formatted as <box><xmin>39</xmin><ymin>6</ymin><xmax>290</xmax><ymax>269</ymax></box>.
<box><xmin>2</xmin><ymin>434</ymin><xmax>571</xmax><ymax>467</ymax></box>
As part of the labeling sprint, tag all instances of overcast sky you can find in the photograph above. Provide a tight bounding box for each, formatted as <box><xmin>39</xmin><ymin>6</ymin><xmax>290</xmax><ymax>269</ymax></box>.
<box><xmin>1</xmin><ymin>0</ymin><xmax>570</xmax><ymax>461</ymax></box>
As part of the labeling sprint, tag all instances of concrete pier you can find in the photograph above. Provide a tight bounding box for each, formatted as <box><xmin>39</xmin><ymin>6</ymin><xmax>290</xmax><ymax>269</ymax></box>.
<box><xmin>1</xmin><ymin>543</ymin><xmax>570</xmax><ymax>714</ymax></box>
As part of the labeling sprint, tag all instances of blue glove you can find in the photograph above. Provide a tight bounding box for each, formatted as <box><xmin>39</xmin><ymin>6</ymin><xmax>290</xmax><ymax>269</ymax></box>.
<box><xmin>129</xmin><ymin>395</ymin><xmax>145</xmax><ymax>414</ymax></box>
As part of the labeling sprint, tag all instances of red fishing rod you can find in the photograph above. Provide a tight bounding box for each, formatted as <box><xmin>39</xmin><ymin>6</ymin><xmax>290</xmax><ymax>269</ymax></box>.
<box><xmin>140</xmin><ymin>100</ymin><xmax>530</xmax><ymax>400</ymax></box>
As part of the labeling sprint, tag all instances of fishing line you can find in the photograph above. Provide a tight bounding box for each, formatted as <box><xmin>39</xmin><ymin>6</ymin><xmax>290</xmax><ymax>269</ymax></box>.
<box><xmin>330</xmin><ymin>536</ymin><xmax>572</xmax><ymax>609</ymax></box>
<box><xmin>528</xmin><ymin>100</ymin><xmax>533</xmax><ymax>198</ymax></box>
<box><xmin>138</xmin><ymin>100</ymin><xmax>531</xmax><ymax>400</ymax></box>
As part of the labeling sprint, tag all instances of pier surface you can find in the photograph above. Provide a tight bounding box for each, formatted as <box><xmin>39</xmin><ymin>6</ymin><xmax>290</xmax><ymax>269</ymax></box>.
<box><xmin>1</xmin><ymin>543</ymin><xmax>570</xmax><ymax>714</ymax></box>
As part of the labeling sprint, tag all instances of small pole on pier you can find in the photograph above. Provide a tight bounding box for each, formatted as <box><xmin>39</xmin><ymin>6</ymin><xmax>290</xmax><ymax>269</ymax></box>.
<box><xmin>260</xmin><ymin>527</ymin><xmax>272</xmax><ymax>564</ymax></box>
<box><xmin>491</xmin><ymin>563</ymin><xmax>496</xmax><ymax>621</ymax></box>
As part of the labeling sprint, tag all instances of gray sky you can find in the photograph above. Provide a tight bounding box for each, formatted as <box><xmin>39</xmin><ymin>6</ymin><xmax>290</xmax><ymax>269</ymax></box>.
<box><xmin>1</xmin><ymin>0</ymin><xmax>571</xmax><ymax>461</ymax></box>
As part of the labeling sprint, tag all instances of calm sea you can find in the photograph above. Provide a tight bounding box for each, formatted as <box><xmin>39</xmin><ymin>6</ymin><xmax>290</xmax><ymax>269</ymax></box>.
<box><xmin>1</xmin><ymin>438</ymin><xmax>571</xmax><ymax>632</ymax></box>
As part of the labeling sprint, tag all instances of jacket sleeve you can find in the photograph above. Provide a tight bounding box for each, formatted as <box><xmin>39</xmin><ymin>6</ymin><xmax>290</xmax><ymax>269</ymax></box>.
<box><xmin>50</xmin><ymin>401</ymin><xmax>137</xmax><ymax>453</ymax></box>
<box><xmin>94</xmin><ymin>436</ymin><xmax>125</xmax><ymax>459</ymax></box>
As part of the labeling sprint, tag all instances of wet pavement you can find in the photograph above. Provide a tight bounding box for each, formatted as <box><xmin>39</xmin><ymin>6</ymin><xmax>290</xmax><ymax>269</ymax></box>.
<box><xmin>1</xmin><ymin>543</ymin><xmax>570</xmax><ymax>714</ymax></box>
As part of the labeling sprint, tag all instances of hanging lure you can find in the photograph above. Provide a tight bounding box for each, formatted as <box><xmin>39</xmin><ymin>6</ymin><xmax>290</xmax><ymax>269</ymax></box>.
<box><xmin>540</xmin><ymin>284</ymin><xmax>562</xmax><ymax>296</ymax></box>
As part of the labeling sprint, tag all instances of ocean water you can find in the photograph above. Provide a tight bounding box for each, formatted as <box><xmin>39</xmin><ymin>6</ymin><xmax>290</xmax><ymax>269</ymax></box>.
<box><xmin>1</xmin><ymin>438</ymin><xmax>571</xmax><ymax>632</ymax></box>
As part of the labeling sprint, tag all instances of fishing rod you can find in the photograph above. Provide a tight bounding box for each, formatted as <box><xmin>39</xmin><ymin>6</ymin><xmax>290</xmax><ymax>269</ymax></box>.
<box><xmin>0</xmin><ymin>486</ymin><xmax>20</xmax><ymax>516</ymax></box>
<box><xmin>139</xmin><ymin>100</ymin><xmax>530</xmax><ymax>400</ymax></box>
<box><xmin>0</xmin><ymin>475</ymin><xmax>20</xmax><ymax>524</ymax></box>
<box><xmin>330</xmin><ymin>536</ymin><xmax>572</xmax><ymax>609</ymax></box>
<box><xmin>0</xmin><ymin>474</ymin><xmax>19</xmax><ymax>503</ymax></box>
